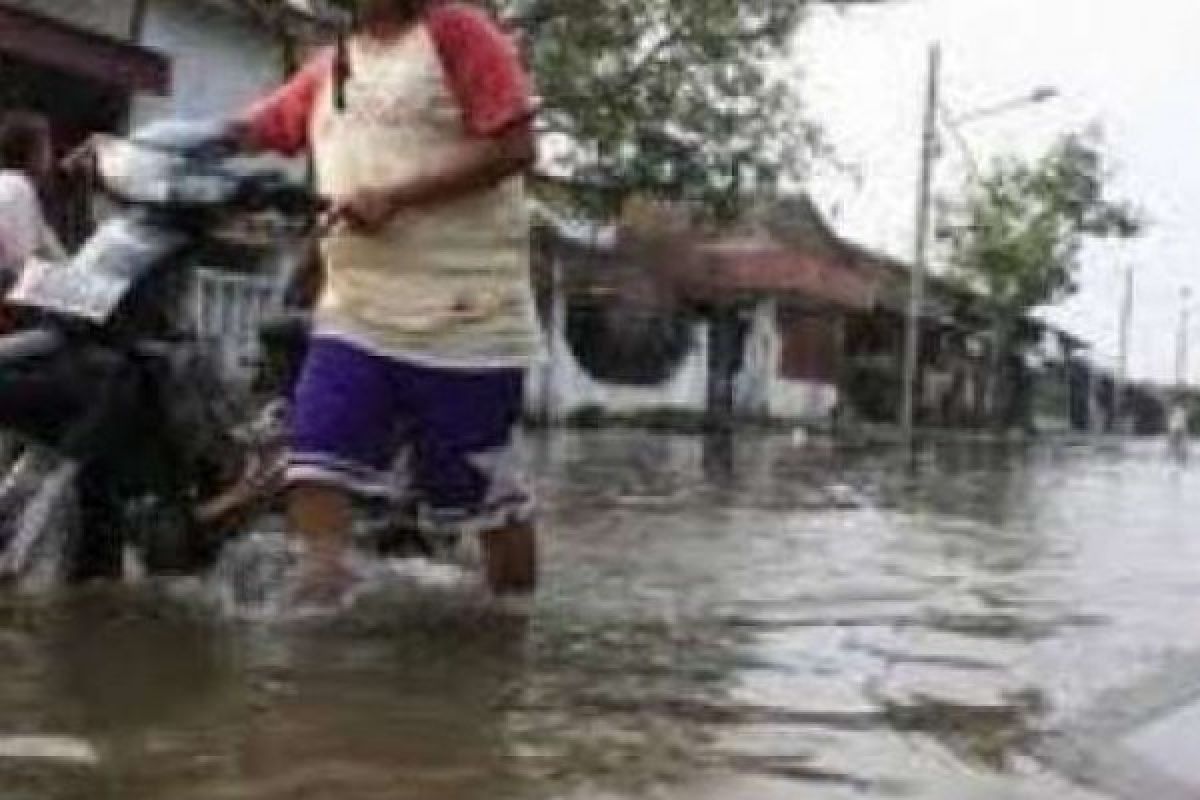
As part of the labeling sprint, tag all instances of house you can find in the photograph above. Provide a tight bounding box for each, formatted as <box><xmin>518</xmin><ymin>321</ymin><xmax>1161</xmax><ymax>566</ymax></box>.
<box><xmin>0</xmin><ymin>0</ymin><xmax>309</xmax><ymax>121</ymax></box>
<box><xmin>802</xmin><ymin>229</ymin><xmax>1118</xmax><ymax>434</ymax></box>
<box><xmin>0</xmin><ymin>0</ymin><xmax>317</xmax><ymax>242</ymax></box>
<box><xmin>835</xmin><ymin>240</ymin><xmax>1007</xmax><ymax>429</ymax></box>
<box><xmin>526</xmin><ymin>196</ymin><xmax>880</xmax><ymax>427</ymax></box>
<box><xmin>1</xmin><ymin>1</ymin><xmax>166</xmax><ymax>243</ymax></box>
<box><xmin>0</xmin><ymin>0</ymin><xmax>327</xmax><ymax>384</ymax></box>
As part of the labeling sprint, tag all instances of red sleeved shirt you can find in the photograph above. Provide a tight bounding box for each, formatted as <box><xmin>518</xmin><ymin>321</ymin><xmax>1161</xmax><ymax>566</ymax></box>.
<box><xmin>243</xmin><ymin>3</ymin><xmax>534</xmax><ymax>154</ymax></box>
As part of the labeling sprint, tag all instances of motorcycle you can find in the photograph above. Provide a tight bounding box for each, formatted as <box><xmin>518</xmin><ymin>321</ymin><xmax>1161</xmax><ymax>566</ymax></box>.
<box><xmin>0</xmin><ymin>119</ymin><xmax>329</xmax><ymax>588</ymax></box>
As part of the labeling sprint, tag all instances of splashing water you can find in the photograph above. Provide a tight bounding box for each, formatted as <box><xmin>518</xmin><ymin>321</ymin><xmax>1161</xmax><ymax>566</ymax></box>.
<box><xmin>205</xmin><ymin>529</ymin><xmax>486</xmax><ymax>622</ymax></box>
<box><xmin>12</xmin><ymin>432</ymin><xmax>1199</xmax><ymax>799</ymax></box>
<box><xmin>0</xmin><ymin>736</ymin><xmax>100</xmax><ymax>767</ymax></box>
<box><xmin>207</xmin><ymin>530</ymin><xmax>297</xmax><ymax>620</ymax></box>
<box><xmin>0</xmin><ymin>447</ymin><xmax>79</xmax><ymax>592</ymax></box>
<box><xmin>0</xmin><ymin>439</ymin><xmax>494</xmax><ymax>619</ymax></box>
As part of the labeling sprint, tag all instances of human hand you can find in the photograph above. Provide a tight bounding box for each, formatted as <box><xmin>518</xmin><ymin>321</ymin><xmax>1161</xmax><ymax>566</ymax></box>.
<box><xmin>329</xmin><ymin>188</ymin><xmax>399</xmax><ymax>233</ymax></box>
<box><xmin>60</xmin><ymin>133</ymin><xmax>114</xmax><ymax>175</ymax></box>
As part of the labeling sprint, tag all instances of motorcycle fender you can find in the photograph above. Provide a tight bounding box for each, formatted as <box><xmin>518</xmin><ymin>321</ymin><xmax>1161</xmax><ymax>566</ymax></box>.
<box><xmin>9</xmin><ymin>217</ymin><xmax>186</xmax><ymax>323</ymax></box>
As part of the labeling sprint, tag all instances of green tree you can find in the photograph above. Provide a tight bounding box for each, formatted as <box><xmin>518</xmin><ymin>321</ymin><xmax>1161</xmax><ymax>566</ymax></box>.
<box><xmin>946</xmin><ymin>131</ymin><xmax>1141</xmax><ymax>315</ymax></box>
<box><xmin>943</xmin><ymin>130</ymin><xmax>1143</xmax><ymax>424</ymax></box>
<box><xmin>237</xmin><ymin>0</ymin><xmax>883</xmax><ymax>219</ymax></box>
<box><xmin>497</xmin><ymin>0</ymin><xmax>816</xmax><ymax>219</ymax></box>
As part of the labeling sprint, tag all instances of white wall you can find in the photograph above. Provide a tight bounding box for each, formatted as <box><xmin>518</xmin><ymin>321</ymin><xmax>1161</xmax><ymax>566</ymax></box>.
<box><xmin>528</xmin><ymin>292</ymin><xmax>840</xmax><ymax>425</ymax></box>
<box><xmin>734</xmin><ymin>299</ymin><xmax>839</xmax><ymax>424</ymax></box>
<box><xmin>734</xmin><ymin>301</ymin><xmax>775</xmax><ymax>418</ymax></box>
<box><xmin>526</xmin><ymin>320</ymin><xmax>710</xmax><ymax>421</ymax></box>
<box><xmin>131</xmin><ymin>0</ymin><xmax>285</xmax><ymax>128</ymax></box>
<box><xmin>768</xmin><ymin>379</ymin><xmax>839</xmax><ymax>423</ymax></box>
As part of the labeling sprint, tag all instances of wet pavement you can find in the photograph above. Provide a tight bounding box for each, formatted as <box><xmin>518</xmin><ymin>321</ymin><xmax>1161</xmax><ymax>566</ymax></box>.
<box><xmin>3</xmin><ymin>430</ymin><xmax>1200</xmax><ymax>799</ymax></box>
<box><xmin>1125</xmin><ymin>699</ymin><xmax>1200</xmax><ymax>787</ymax></box>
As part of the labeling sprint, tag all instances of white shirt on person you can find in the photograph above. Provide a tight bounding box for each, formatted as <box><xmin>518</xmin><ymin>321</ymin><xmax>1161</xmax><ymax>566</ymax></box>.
<box><xmin>0</xmin><ymin>168</ymin><xmax>63</xmax><ymax>275</ymax></box>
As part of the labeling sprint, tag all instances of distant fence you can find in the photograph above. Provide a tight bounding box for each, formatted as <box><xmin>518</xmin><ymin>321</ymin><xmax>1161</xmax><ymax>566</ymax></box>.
<box><xmin>188</xmin><ymin>269</ymin><xmax>283</xmax><ymax>387</ymax></box>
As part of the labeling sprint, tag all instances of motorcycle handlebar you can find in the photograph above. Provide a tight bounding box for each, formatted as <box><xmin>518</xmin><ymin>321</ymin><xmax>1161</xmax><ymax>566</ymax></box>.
<box><xmin>235</xmin><ymin>179</ymin><xmax>328</xmax><ymax>219</ymax></box>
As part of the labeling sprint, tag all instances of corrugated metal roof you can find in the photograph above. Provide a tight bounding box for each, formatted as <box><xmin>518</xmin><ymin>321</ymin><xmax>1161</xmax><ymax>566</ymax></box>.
<box><xmin>533</xmin><ymin>210</ymin><xmax>880</xmax><ymax>311</ymax></box>
<box><xmin>683</xmin><ymin>237</ymin><xmax>877</xmax><ymax>311</ymax></box>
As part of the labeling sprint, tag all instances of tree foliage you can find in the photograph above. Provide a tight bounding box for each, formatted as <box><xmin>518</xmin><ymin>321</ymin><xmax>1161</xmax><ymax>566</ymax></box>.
<box><xmin>494</xmin><ymin>0</ymin><xmax>814</xmax><ymax>218</ymax></box>
<box><xmin>945</xmin><ymin>131</ymin><xmax>1143</xmax><ymax>317</ymax></box>
<box><xmin>238</xmin><ymin>0</ymin><xmax>884</xmax><ymax>219</ymax></box>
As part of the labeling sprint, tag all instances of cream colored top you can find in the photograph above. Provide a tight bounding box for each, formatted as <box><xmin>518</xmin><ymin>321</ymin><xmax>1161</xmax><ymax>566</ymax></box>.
<box><xmin>309</xmin><ymin>27</ymin><xmax>537</xmax><ymax>367</ymax></box>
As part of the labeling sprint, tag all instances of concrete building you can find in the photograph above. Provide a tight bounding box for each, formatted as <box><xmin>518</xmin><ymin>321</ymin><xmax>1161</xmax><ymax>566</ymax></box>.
<box><xmin>0</xmin><ymin>0</ymin><xmax>321</xmax><ymax>385</ymax></box>
<box><xmin>129</xmin><ymin>0</ymin><xmax>293</xmax><ymax>128</ymax></box>
<box><xmin>527</xmin><ymin>198</ymin><xmax>880</xmax><ymax>427</ymax></box>
<box><xmin>0</xmin><ymin>0</ymin><xmax>293</xmax><ymax>135</ymax></box>
<box><xmin>0</xmin><ymin>0</ymin><xmax>309</xmax><ymax>242</ymax></box>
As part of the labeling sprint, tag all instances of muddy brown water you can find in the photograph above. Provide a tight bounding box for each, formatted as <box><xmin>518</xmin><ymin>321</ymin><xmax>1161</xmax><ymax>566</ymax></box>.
<box><xmin>2</xmin><ymin>431</ymin><xmax>1198</xmax><ymax>799</ymax></box>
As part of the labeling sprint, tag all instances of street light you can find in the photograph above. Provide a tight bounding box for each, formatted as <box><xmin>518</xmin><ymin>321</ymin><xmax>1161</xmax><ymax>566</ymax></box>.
<box><xmin>899</xmin><ymin>44</ymin><xmax>1060</xmax><ymax>450</ymax></box>
<box><xmin>939</xmin><ymin>86</ymin><xmax>1061</xmax><ymax>180</ymax></box>
<box><xmin>949</xmin><ymin>87</ymin><xmax>1060</xmax><ymax>126</ymax></box>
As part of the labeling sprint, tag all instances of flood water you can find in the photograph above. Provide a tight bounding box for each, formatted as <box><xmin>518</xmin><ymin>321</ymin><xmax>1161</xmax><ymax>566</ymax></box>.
<box><xmin>2</xmin><ymin>430</ymin><xmax>1199</xmax><ymax>799</ymax></box>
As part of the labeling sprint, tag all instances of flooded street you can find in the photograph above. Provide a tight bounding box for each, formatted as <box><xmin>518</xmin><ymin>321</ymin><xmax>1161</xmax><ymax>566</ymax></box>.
<box><xmin>3</xmin><ymin>431</ymin><xmax>1200</xmax><ymax>799</ymax></box>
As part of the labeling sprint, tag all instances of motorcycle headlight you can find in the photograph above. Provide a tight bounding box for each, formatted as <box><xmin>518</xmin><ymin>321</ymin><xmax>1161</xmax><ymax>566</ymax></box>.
<box><xmin>96</xmin><ymin>139</ymin><xmax>235</xmax><ymax>208</ymax></box>
<box><xmin>95</xmin><ymin>138</ymin><xmax>184</xmax><ymax>206</ymax></box>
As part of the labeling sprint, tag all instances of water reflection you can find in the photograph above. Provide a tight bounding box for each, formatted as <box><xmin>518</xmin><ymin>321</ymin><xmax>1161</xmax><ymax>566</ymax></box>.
<box><xmin>702</xmin><ymin>431</ymin><xmax>735</xmax><ymax>484</ymax></box>
<box><xmin>3</xmin><ymin>432</ymin><xmax>1199</xmax><ymax>798</ymax></box>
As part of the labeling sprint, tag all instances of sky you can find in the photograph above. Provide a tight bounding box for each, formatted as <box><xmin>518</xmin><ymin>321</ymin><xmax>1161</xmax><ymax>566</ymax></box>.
<box><xmin>794</xmin><ymin>0</ymin><xmax>1200</xmax><ymax>382</ymax></box>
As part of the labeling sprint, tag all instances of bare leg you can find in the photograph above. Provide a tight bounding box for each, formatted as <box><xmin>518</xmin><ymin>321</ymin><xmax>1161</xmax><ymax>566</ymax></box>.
<box><xmin>481</xmin><ymin>522</ymin><xmax>538</xmax><ymax>595</ymax></box>
<box><xmin>196</xmin><ymin>450</ymin><xmax>287</xmax><ymax>527</ymax></box>
<box><xmin>287</xmin><ymin>482</ymin><xmax>355</xmax><ymax>604</ymax></box>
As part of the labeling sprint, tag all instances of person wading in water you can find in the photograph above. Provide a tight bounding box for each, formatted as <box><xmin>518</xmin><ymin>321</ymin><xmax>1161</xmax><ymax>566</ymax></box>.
<box><xmin>237</xmin><ymin>0</ymin><xmax>539</xmax><ymax>605</ymax></box>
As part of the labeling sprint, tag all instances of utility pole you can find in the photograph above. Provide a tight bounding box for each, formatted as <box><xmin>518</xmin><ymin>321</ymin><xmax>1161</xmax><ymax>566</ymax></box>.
<box><xmin>1176</xmin><ymin>287</ymin><xmax>1191</xmax><ymax>391</ymax></box>
<box><xmin>1114</xmin><ymin>264</ymin><xmax>1134</xmax><ymax>433</ymax></box>
<box><xmin>1169</xmin><ymin>286</ymin><xmax>1192</xmax><ymax>459</ymax></box>
<box><xmin>901</xmin><ymin>44</ymin><xmax>941</xmax><ymax>448</ymax></box>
